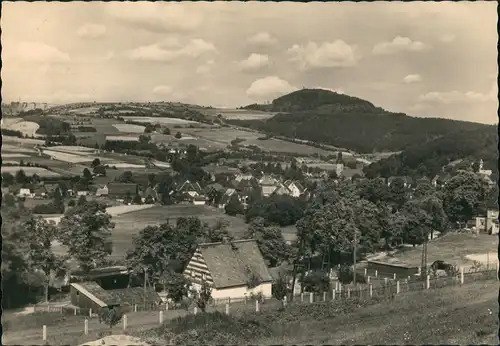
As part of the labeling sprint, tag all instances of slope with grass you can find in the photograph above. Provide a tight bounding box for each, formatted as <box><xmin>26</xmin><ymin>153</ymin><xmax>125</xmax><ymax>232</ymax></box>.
<box><xmin>136</xmin><ymin>280</ymin><xmax>498</xmax><ymax>345</ymax></box>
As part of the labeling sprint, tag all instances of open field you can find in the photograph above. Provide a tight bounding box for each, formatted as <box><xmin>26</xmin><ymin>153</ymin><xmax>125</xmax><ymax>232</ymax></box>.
<box><xmin>4</xmin><ymin>120</ymin><xmax>41</xmax><ymax>137</ymax></box>
<box><xmin>1</xmin><ymin>166</ymin><xmax>61</xmax><ymax>177</ymax></box>
<box><xmin>3</xmin><ymin>280</ymin><xmax>497</xmax><ymax>345</ymax></box>
<box><xmin>1</xmin><ymin>153</ymin><xmax>31</xmax><ymax>158</ymax></box>
<box><xmin>106</xmin><ymin>135</ymin><xmax>140</xmax><ymax>142</ymax></box>
<box><xmin>204</xmin><ymin>108</ymin><xmax>277</xmax><ymax>120</ymax></box>
<box><xmin>42</xmin><ymin>149</ymin><xmax>95</xmax><ymax>163</ymax></box>
<box><xmin>151</xmin><ymin>134</ymin><xmax>226</xmax><ymax>152</ymax></box>
<box><xmin>113</xmin><ymin>124</ymin><xmax>146</xmax><ymax>133</ymax></box>
<box><xmin>3</xmin><ymin>135</ymin><xmax>45</xmax><ymax>145</ymax></box>
<box><xmin>110</xmin><ymin>204</ymin><xmax>248</xmax><ymax>258</ymax></box>
<box><xmin>247</xmin><ymin>138</ymin><xmax>334</xmax><ymax>155</ymax></box>
<box><xmin>122</xmin><ymin>116</ymin><xmax>200</xmax><ymax>125</ymax></box>
<box><xmin>51</xmin><ymin>146</ymin><xmax>96</xmax><ymax>152</ymax></box>
<box><xmin>2</xmin><ymin>143</ymin><xmax>39</xmax><ymax>153</ymax></box>
<box><xmin>68</xmin><ymin>107</ymin><xmax>100</xmax><ymax>115</ymax></box>
<box><xmin>376</xmin><ymin>232</ymin><xmax>497</xmax><ymax>267</ymax></box>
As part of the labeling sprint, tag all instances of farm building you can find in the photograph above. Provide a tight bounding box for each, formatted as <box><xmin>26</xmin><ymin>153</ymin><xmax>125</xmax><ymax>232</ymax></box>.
<box><xmin>107</xmin><ymin>183</ymin><xmax>139</xmax><ymax>199</ymax></box>
<box><xmin>475</xmin><ymin>209</ymin><xmax>499</xmax><ymax>235</ymax></box>
<box><xmin>33</xmin><ymin>186</ymin><xmax>47</xmax><ymax>199</ymax></box>
<box><xmin>184</xmin><ymin>239</ymin><xmax>274</xmax><ymax>301</ymax></box>
<box><xmin>140</xmin><ymin>186</ymin><xmax>159</xmax><ymax>202</ymax></box>
<box><xmin>95</xmin><ymin>185</ymin><xmax>109</xmax><ymax>197</ymax></box>
<box><xmin>259</xmin><ymin>175</ymin><xmax>280</xmax><ymax>197</ymax></box>
<box><xmin>71</xmin><ymin>266</ymin><xmax>131</xmax><ymax>290</ymax></box>
<box><xmin>70</xmin><ymin>281</ymin><xmax>161</xmax><ymax>312</ymax></box>
<box><xmin>284</xmin><ymin>180</ymin><xmax>306</xmax><ymax>198</ymax></box>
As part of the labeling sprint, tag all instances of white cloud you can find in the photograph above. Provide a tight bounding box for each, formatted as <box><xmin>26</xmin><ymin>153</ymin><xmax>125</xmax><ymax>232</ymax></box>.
<box><xmin>403</xmin><ymin>74</ymin><xmax>422</xmax><ymax>84</ymax></box>
<box><xmin>77</xmin><ymin>23</ymin><xmax>107</xmax><ymax>39</ymax></box>
<box><xmin>126</xmin><ymin>39</ymin><xmax>217</xmax><ymax>62</ymax></box>
<box><xmin>287</xmin><ymin>40</ymin><xmax>358</xmax><ymax>70</ymax></box>
<box><xmin>246</xmin><ymin>76</ymin><xmax>297</xmax><ymax>100</ymax></box>
<box><xmin>418</xmin><ymin>82</ymin><xmax>497</xmax><ymax>104</ymax></box>
<box><xmin>106</xmin><ymin>2</ymin><xmax>201</xmax><ymax>33</ymax></box>
<box><xmin>372</xmin><ymin>36</ymin><xmax>427</xmax><ymax>55</ymax></box>
<box><xmin>439</xmin><ymin>34</ymin><xmax>456</xmax><ymax>43</ymax></box>
<box><xmin>248</xmin><ymin>32</ymin><xmax>276</xmax><ymax>45</ymax></box>
<box><xmin>238</xmin><ymin>53</ymin><xmax>270</xmax><ymax>71</ymax></box>
<box><xmin>4</xmin><ymin>41</ymin><xmax>71</xmax><ymax>63</ymax></box>
<box><xmin>152</xmin><ymin>85</ymin><xmax>173</xmax><ymax>95</ymax></box>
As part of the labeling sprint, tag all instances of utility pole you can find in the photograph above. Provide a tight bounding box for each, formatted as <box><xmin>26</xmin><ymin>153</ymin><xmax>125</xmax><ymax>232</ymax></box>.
<box><xmin>143</xmin><ymin>267</ymin><xmax>148</xmax><ymax>311</ymax></box>
<box><xmin>353</xmin><ymin>228</ymin><xmax>357</xmax><ymax>285</ymax></box>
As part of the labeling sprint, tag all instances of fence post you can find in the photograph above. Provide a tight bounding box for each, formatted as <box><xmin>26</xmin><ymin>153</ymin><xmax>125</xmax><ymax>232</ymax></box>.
<box><xmin>426</xmin><ymin>275</ymin><xmax>430</xmax><ymax>289</ymax></box>
<box><xmin>367</xmin><ymin>276</ymin><xmax>371</xmax><ymax>283</ymax></box>
<box><xmin>283</xmin><ymin>296</ymin><xmax>287</xmax><ymax>307</ymax></box>
<box><xmin>393</xmin><ymin>273</ymin><xmax>396</xmax><ymax>280</ymax></box>
<box><xmin>332</xmin><ymin>289</ymin><xmax>336</xmax><ymax>300</ymax></box>
<box><xmin>369</xmin><ymin>283</ymin><xmax>373</xmax><ymax>298</ymax></box>
<box><xmin>408</xmin><ymin>275</ymin><xmax>411</xmax><ymax>281</ymax></box>
<box><xmin>496</xmin><ymin>262</ymin><xmax>499</xmax><ymax>281</ymax></box>
<box><xmin>74</xmin><ymin>307</ymin><xmax>77</xmax><ymax>316</ymax></box>
<box><xmin>396</xmin><ymin>280</ymin><xmax>400</xmax><ymax>294</ymax></box>
<box><xmin>255</xmin><ymin>299</ymin><xmax>260</xmax><ymax>312</ymax></box>
<box><xmin>460</xmin><ymin>267</ymin><xmax>464</xmax><ymax>285</ymax></box>
<box><xmin>300</xmin><ymin>293</ymin><xmax>304</xmax><ymax>302</ymax></box>
<box><xmin>159</xmin><ymin>311</ymin><xmax>163</xmax><ymax>324</ymax></box>
<box><xmin>323</xmin><ymin>291</ymin><xmax>327</xmax><ymax>301</ymax></box>
<box><xmin>134</xmin><ymin>304</ymin><xmax>138</xmax><ymax>313</ymax></box>
<box><xmin>364</xmin><ymin>268</ymin><xmax>367</xmax><ymax>276</ymax></box>
<box><xmin>309</xmin><ymin>292</ymin><xmax>313</xmax><ymax>303</ymax></box>
<box><xmin>347</xmin><ymin>288</ymin><xmax>351</xmax><ymax>299</ymax></box>
<box><xmin>225</xmin><ymin>303</ymin><xmax>230</xmax><ymax>315</ymax></box>
<box><xmin>122</xmin><ymin>314</ymin><xmax>128</xmax><ymax>330</ymax></box>
<box><xmin>194</xmin><ymin>307</ymin><xmax>198</xmax><ymax>315</ymax></box>
<box><xmin>43</xmin><ymin>325</ymin><xmax>47</xmax><ymax>342</ymax></box>
<box><xmin>384</xmin><ymin>277</ymin><xmax>388</xmax><ymax>285</ymax></box>
<box><xmin>89</xmin><ymin>308</ymin><xmax>92</xmax><ymax>317</ymax></box>
<box><xmin>375</xmin><ymin>270</ymin><xmax>378</xmax><ymax>278</ymax></box>
<box><xmin>84</xmin><ymin>319</ymin><xmax>88</xmax><ymax>335</ymax></box>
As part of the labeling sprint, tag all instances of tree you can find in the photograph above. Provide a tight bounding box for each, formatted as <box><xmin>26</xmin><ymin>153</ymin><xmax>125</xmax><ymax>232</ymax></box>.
<box><xmin>53</xmin><ymin>188</ymin><xmax>65</xmax><ymax>213</ymax></box>
<box><xmin>15</xmin><ymin>169</ymin><xmax>28</xmax><ymax>184</ymax></box>
<box><xmin>118</xmin><ymin>171</ymin><xmax>134</xmax><ymax>183</ymax></box>
<box><xmin>442</xmin><ymin>171</ymin><xmax>488</xmax><ymax>226</ymax></box>
<box><xmin>24</xmin><ymin>216</ymin><xmax>68</xmax><ymax>302</ymax></box>
<box><xmin>224</xmin><ymin>194</ymin><xmax>244</xmax><ymax>216</ymax></box>
<box><xmin>272</xmin><ymin>275</ymin><xmax>289</xmax><ymax>302</ymax></box>
<box><xmin>83</xmin><ymin>168</ymin><xmax>93</xmax><ymax>180</ymax></box>
<box><xmin>2</xmin><ymin>172</ymin><xmax>15</xmax><ymax>186</ymax></box>
<box><xmin>58</xmin><ymin>201</ymin><xmax>114</xmax><ymax>273</ymax></box>
<box><xmin>244</xmin><ymin>217</ymin><xmax>290</xmax><ymax>267</ymax></box>
<box><xmin>133</xmin><ymin>194</ymin><xmax>143</xmax><ymax>205</ymax></box>
<box><xmin>194</xmin><ymin>280</ymin><xmax>212</xmax><ymax>313</ymax></box>
<box><xmin>91</xmin><ymin>158</ymin><xmax>101</xmax><ymax>169</ymax></box>
<box><xmin>175</xmin><ymin>132</ymin><xmax>182</xmax><ymax>139</ymax></box>
<box><xmin>300</xmin><ymin>271</ymin><xmax>330</xmax><ymax>293</ymax></box>
<box><xmin>163</xmin><ymin>128</ymin><xmax>171</xmax><ymax>135</ymax></box>
<box><xmin>93</xmin><ymin>165</ymin><xmax>106</xmax><ymax>176</ymax></box>
<box><xmin>163</xmin><ymin>272</ymin><xmax>193</xmax><ymax>303</ymax></box>
<box><xmin>77</xmin><ymin>195</ymin><xmax>87</xmax><ymax>206</ymax></box>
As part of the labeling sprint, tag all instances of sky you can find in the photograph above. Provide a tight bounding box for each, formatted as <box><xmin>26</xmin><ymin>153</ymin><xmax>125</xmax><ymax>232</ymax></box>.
<box><xmin>2</xmin><ymin>1</ymin><xmax>498</xmax><ymax>124</ymax></box>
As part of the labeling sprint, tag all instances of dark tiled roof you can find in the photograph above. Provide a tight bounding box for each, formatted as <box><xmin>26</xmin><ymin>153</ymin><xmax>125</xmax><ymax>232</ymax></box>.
<box><xmin>197</xmin><ymin>239</ymin><xmax>273</xmax><ymax>289</ymax></box>
<box><xmin>107</xmin><ymin>183</ymin><xmax>138</xmax><ymax>196</ymax></box>
<box><xmin>205</xmin><ymin>183</ymin><xmax>225</xmax><ymax>193</ymax></box>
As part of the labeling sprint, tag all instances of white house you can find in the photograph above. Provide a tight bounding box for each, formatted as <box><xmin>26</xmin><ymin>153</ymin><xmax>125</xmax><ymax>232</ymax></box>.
<box><xmin>184</xmin><ymin>239</ymin><xmax>274</xmax><ymax>302</ymax></box>
<box><xmin>476</xmin><ymin>209</ymin><xmax>499</xmax><ymax>235</ymax></box>
<box><xmin>18</xmin><ymin>188</ymin><xmax>33</xmax><ymax>198</ymax></box>
<box><xmin>259</xmin><ymin>175</ymin><xmax>279</xmax><ymax>197</ymax></box>
<box><xmin>284</xmin><ymin>180</ymin><xmax>306</xmax><ymax>198</ymax></box>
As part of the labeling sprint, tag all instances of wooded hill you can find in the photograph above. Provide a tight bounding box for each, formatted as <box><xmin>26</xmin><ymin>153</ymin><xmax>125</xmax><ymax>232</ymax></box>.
<box><xmin>233</xmin><ymin>89</ymin><xmax>491</xmax><ymax>154</ymax></box>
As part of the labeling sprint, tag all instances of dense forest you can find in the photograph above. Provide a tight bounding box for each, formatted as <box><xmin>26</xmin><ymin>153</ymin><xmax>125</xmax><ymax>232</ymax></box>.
<box><xmin>364</xmin><ymin>125</ymin><xmax>498</xmax><ymax>178</ymax></box>
<box><xmin>232</xmin><ymin>89</ymin><xmax>491</xmax><ymax>154</ymax></box>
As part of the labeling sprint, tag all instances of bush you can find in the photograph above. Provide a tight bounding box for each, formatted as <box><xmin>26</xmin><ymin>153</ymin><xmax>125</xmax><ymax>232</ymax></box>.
<box><xmin>32</xmin><ymin>203</ymin><xmax>64</xmax><ymax>214</ymax></box>
<box><xmin>300</xmin><ymin>271</ymin><xmax>330</xmax><ymax>293</ymax></box>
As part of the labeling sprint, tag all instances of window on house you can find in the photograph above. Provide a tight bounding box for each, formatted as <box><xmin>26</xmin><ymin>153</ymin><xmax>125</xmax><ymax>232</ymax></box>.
<box><xmin>202</xmin><ymin>273</ymin><xmax>207</xmax><ymax>280</ymax></box>
<box><xmin>76</xmin><ymin>291</ymin><xmax>80</xmax><ymax>296</ymax></box>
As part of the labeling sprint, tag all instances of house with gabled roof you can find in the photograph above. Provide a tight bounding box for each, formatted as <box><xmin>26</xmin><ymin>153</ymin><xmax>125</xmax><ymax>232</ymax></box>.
<box><xmin>107</xmin><ymin>183</ymin><xmax>138</xmax><ymax>199</ymax></box>
<box><xmin>284</xmin><ymin>180</ymin><xmax>306</xmax><ymax>198</ymax></box>
<box><xmin>140</xmin><ymin>186</ymin><xmax>159</xmax><ymax>203</ymax></box>
<box><xmin>272</xmin><ymin>184</ymin><xmax>291</xmax><ymax>196</ymax></box>
<box><xmin>175</xmin><ymin>179</ymin><xmax>206</xmax><ymax>204</ymax></box>
<box><xmin>259</xmin><ymin>175</ymin><xmax>280</xmax><ymax>197</ymax></box>
<box><xmin>183</xmin><ymin>239</ymin><xmax>274</xmax><ymax>301</ymax></box>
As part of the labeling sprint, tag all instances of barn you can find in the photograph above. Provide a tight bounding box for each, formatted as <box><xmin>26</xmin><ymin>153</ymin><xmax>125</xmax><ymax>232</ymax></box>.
<box><xmin>70</xmin><ymin>281</ymin><xmax>162</xmax><ymax>313</ymax></box>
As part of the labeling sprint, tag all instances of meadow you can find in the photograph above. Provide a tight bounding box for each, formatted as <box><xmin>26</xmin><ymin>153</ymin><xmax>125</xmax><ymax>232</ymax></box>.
<box><xmin>112</xmin><ymin>124</ymin><xmax>146</xmax><ymax>133</ymax></box>
<box><xmin>122</xmin><ymin>116</ymin><xmax>200</xmax><ymax>125</ymax></box>
<box><xmin>1</xmin><ymin>166</ymin><xmax>62</xmax><ymax>178</ymax></box>
<box><xmin>205</xmin><ymin>108</ymin><xmax>277</xmax><ymax>120</ymax></box>
<box><xmin>109</xmin><ymin>204</ymin><xmax>249</xmax><ymax>259</ymax></box>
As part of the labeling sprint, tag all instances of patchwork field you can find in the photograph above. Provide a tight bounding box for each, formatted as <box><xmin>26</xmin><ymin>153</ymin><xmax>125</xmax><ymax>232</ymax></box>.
<box><xmin>1</xmin><ymin>153</ymin><xmax>31</xmax><ymax>158</ymax></box>
<box><xmin>42</xmin><ymin>149</ymin><xmax>95</xmax><ymax>164</ymax></box>
<box><xmin>105</xmin><ymin>135</ymin><xmax>140</xmax><ymax>142</ymax></box>
<box><xmin>205</xmin><ymin>108</ymin><xmax>277</xmax><ymax>120</ymax></box>
<box><xmin>112</xmin><ymin>124</ymin><xmax>146</xmax><ymax>133</ymax></box>
<box><xmin>2</xmin><ymin>136</ymin><xmax>45</xmax><ymax>145</ymax></box>
<box><xmin>1</xmin><ymin>166</ymin><xmax>61</xmax><ymax>177</ymax></box>
<box><xmin>2</xmin><ymin>144</ymin><xmax>39</xmax><ymax>153</ymax></box>
<box><xmin>122</xmin><ymin>116</ymin><xmax>200</xmax><ymax>125</ymax></box>
<box><xmin>110</xmin><ymin>204</ymin><xmax>249</xmax><ymax>258</ymax></box>
<box><xmin>5</xmin><ymin>121</ymin><xmax>41</xmax><ymax>137</ymax></box>
<box><xmin>68</xmin><ymin>106</ymin><xmax>100</xmax><ymax>115</ymax></box>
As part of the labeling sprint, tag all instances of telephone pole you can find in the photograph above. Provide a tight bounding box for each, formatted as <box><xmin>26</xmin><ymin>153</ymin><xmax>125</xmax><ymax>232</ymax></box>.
<box><xmin>143</xmin><ymin>267</ymin><xmax>148</xmax><ymax>310</ymax></box>
<box><xmin>353</xmin><ymin>228</ymin><xmax>357</xmax><ymax>285</ymax></box>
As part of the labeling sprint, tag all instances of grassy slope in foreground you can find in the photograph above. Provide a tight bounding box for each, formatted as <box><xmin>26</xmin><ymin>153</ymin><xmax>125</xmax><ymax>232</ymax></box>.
<box><xmin>138</xmin><ymin>281</ymin><xmax>498</xmax><ymax>345</ymax></box>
